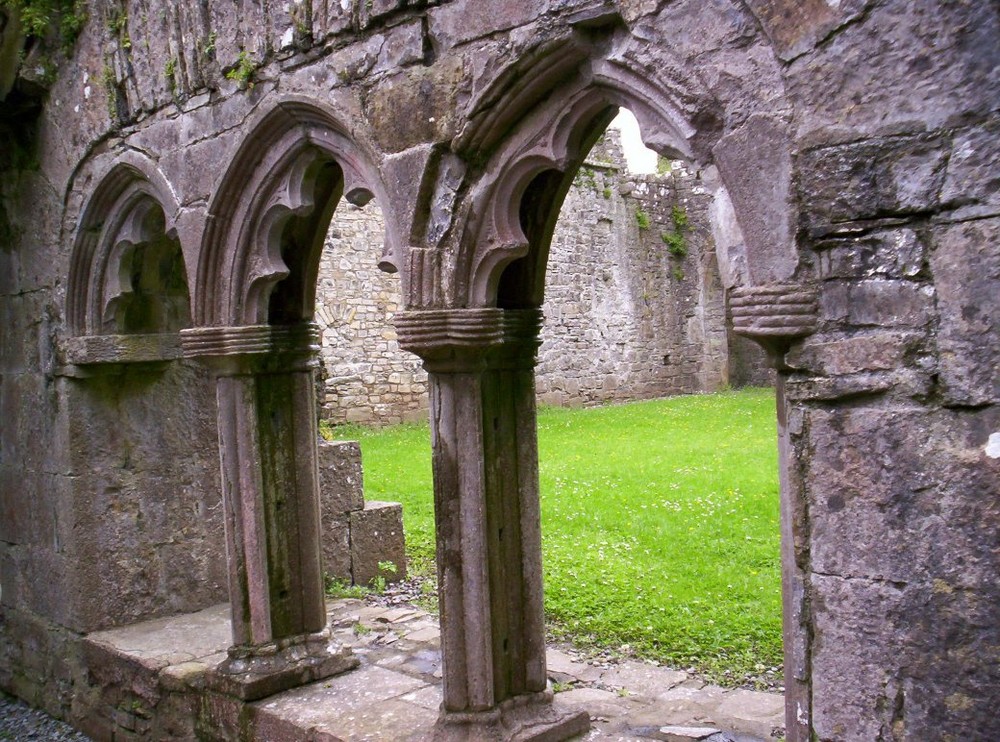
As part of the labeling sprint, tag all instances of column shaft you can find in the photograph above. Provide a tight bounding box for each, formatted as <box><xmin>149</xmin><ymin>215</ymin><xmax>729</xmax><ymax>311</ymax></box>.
<box><xmin>216</xmin><ymin>374</ymin><xmax>272</xmax><ymax>644</ymax></box>
<box><xmin>181</xmin><ymin>323</ymin><xmax>357</xmax><ymax>701</ymax></box>
<box><xmin>398</xmin><ymin>308</ymin><xmax>589</xmax><ymax>741</ymax></box>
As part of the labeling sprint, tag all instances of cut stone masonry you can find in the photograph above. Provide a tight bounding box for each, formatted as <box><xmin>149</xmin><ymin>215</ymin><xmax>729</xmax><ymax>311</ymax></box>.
<box><xmin>317</xmin><ymin>439</ymin><xmax>406</xmax><ymax>587</ymax></box>
<box><xmin>1</xmin><ymin>1</ymin><xmax>998</xmax><ymax>740</ymax></box>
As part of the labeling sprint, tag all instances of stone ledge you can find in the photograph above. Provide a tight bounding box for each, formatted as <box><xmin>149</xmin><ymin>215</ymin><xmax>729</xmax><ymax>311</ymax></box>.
<box><xmin>4</xmin><ymin>599</ymin><xmax>786</xmax><ymax>741</ymax></box>
<box><xmin>59</xmin><ymin>333</ymin><xmax>183</xmax><ymax>367</ymax></box>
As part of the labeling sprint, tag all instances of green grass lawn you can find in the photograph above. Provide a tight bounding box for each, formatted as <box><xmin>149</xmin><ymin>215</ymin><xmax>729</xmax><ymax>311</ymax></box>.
<box><xmin>323</xmin><ymin>388</ymin><xmax>782</xmax><ymax>686</ymax></box>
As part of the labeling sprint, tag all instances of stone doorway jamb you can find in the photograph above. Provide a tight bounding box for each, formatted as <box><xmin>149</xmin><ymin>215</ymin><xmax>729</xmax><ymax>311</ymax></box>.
<box><xmin>729</xmin><ymin>282</ymin><xmax>818</xmax><ymax>742</ymax></box>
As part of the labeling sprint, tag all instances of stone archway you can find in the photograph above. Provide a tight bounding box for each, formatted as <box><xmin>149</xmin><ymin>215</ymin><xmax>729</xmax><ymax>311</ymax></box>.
<box><xmin>2</xmin><ymin>2</ymin><xmax>997</xmax><ymax>740</ymax></box>
<box><xmin>178</xmin><ymin>100</ymin><xmax>400</xmax><ymax>699</ymax></box>
<box><xmin>55</xmin><ymin>152</ymin><xmax>227</xmax><ymax>632</ymax></box>
<box><xmin>67</xmin><ymin>153</ymin><xmax>189</xmax><ymax>341</ymax></box>
<box><xmin>394</xmin><ymin>18</ymin><xmax>814</xmax><ymax>740</ymax></box>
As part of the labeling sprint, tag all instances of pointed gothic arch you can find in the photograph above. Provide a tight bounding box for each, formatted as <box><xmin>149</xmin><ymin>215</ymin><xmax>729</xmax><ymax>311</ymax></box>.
<box><xmin>67</xmin><ymin>152</ymin><xmax>188</xmax><ymax>338</ymax></box>
<box><xmin>177</xmin><ymin>99</ymin><xmax>403</xmax><ymax>695</ymax></box>
<box><xmin>394</xmin><ymin>21</ymin><xmax>817</xmax><ymax>739</ymax></box>
<box><xmin>194</xmin><ymin>98</ymin><xmax>399</xmax><ymax>328</ymax></box>
<box><xmin>436</xmin><ymin>23</ymin><xmax>802</xmax><ymax>321</ymax></box>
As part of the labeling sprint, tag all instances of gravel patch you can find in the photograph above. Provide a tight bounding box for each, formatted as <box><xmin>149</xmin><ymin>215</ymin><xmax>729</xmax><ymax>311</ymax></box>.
<box><xmin>0</xmin><ymin>692</ymin><xmax>91</xmax><ymax>741</ymax></box>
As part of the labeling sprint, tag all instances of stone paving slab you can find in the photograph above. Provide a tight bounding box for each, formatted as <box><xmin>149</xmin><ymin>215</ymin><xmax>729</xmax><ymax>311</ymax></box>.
<box><xmin>81</xmin><ymin>598</ymin><xmax>784</xmax><ymax>741</ymax></box>
<box><xmin>598</xmin><ymin>663</ymin><xmax>689</xmax><ymax>695</ymax></box>
<box><xmin>255</xmin><ymin>665</ymin><xmax>436</xmax><ymax>738</ymax></box>
<box><xmin>547</xmin><ymin>648</ymin><xmax>604</xmax><ymax>684</ymax></box>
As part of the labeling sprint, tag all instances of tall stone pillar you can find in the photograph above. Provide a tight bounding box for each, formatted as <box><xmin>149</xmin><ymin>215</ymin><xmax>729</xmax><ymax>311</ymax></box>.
<box><xmin>397</xmin><ymin>308</ymin><xmax>589</xmax><ymax>741</ymax></box>
<box><xmin>180</xmin><ymin>323</ymin><xmax>357</xmax><ymax>700</ymax></box>
<box><xmin>729</xmin><ymin>284</ymin><xmax>818</xmax><ymax>742</ymax></box>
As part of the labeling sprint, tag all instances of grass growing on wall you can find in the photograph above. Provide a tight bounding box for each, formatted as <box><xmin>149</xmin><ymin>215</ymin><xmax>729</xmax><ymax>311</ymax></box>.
<box><xmin>323</xmin><ymin>388</ymin><xmax>782</xmax><ymax>686</ymax></box>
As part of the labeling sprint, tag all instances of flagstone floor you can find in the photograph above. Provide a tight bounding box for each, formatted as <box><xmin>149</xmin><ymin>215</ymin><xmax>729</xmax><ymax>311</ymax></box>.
<box><xmin>79</xmin><ymin>597</ymin><xmax>785</xmax><ymax>741</ymax></box>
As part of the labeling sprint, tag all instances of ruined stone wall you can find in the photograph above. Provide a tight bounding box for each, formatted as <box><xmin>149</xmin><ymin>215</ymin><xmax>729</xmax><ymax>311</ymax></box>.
<box><xmin>537</xmin><ymin>160</ymin><xmax>714</xmax><ymax>405</ymax></box>
<box><xmin>0</xmin><ymin>1</ymin><xmax>997</xmax><ymax>740</ymax></box>
<box><xmin>317</xmin><ymin>205</ymin><xmax>427</xmax><ymax>425</ymax></box>
<box><xmin>316</xmin><ymin>132</ymin><xmax>757</xmax><ymax>423</ymax></box>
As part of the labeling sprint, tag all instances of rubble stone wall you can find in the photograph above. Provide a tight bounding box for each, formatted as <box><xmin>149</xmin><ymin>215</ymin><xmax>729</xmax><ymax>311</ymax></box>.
<box><xmin>317</xmin><ymin>205</ymin><xmax>428</xmax><ymax>424</ymax></box>
<box><xmin>535</xmin><ymin>137</ymin><xmax>729</xmax><ymax>407</ymax></box>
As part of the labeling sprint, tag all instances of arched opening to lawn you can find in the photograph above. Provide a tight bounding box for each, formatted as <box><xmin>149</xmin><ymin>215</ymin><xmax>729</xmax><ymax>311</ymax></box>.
<box><xmin>521</xmin><ymin>109</ymin><xmax>783</xmax><ymax>690</ymax></box>
<box><xmin>361</xmin><ymin>32</ymin><xmax>807</xmax><ymax>734</ymax></box>
<box><xmin>346</xmin><ymin>107</ymin><xmax>784</xmax><ymax>694</ymax></box>
<box><xmin>187</xmin><ymin>100</ymin><xmax>413</xmax><ymax>664</ymax></box>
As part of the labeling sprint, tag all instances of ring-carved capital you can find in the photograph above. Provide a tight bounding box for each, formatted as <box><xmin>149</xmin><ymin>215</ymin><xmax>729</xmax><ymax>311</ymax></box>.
<box><xmin>729</xmin><ymin>284</ymin><xmax>818</xmax><ymax>366</ymax></box>
<box><xmin>729</xmin><ymin>284</ymin><xmax>818</xmax><ymax>340</ymax></box>
<box><xmin>180</xmin><ymin>323</ymin><xmax>320</xmax><ymax>375</ymax></box>
<box><xmin>396</xmin><ymin>308</ymin><xmax>542</xmax><ymax>372</ymax></box>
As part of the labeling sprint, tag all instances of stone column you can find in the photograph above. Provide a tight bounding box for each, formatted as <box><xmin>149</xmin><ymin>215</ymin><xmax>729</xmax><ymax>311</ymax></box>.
<box><xmin>729</xmin><ymin>284</ymin><xmax>817</xmax><ymax>742</ymax></box>
<box><xmin>180</xmin><ymin>323</ymin><xmax>357</xmax><ymax>700</ymax></box>
<box><xmin>396</xmin><ymin>308</ymin><xmax>589</xmax><ymax>741</ymax></box>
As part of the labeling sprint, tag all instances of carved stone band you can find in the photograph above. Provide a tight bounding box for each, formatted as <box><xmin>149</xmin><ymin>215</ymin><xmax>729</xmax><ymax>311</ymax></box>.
<box><xmin>396</xmin><ymin>308</ymin><xmax>543</xmax><ymax>370</ymax></box>
<box><xmin>729</xmin><ymin>284</ymin><xmax>818</xmax><ymax>340</ymax></box>
<box><xmin>180</xmin><ymin>323</ymin><xmax>321</xmax><ymax>357</ymax></box>
<box><xmin>180</xmin><ymin>323</ymin><xmax>321</xmax><ymax>374</ymax></box>
<box><xmin>396</xmin><ymin>308</ymin><xmax>505</xmax><ymax>351</ymax></box>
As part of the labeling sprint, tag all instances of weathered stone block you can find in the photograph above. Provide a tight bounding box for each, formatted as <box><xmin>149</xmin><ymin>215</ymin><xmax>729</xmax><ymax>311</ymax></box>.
<box><xmin>787</xmin><ymin>1</ymin><xmax>1000</xmax><ymax>140</ymax></box>
<box><xmin>785</xmin><ymin>331</ymin><xmax>921</xmax><ymax>377</ymax></box>
<box><xmin>350</xmin><ymin>501</ymin><xmax>406</xmax><ymax>586</ymax></box>
<box><xmin>930</xmin><ymin>218</ymin><xmax>1000</xmax><ymax>406</ymax></box>
<box><xmin>819</xmin><ymin>279</ymin><xmax>932</xmax><ymax>329</ymax></box>
<box><xmin>940</xmin><ymin>119</ymin><xmax>1000</xmax><ymax>217</ymax></box>
<box><xmin>374</xmin><ymin>19</ymin><xmax>426</xmax><ymax>74</ymax></box>
<box><xmin>317</xmin><ymin>440</ymin><xmax>365</xmax><ymax>515</ymax></box>
<box><xmin>740</xmin><ymin>0</ymin><xmax>863</xmax><ymax>62</ymax></box>
<box><xmin>365</xmin><ymin>57</ymin><xmax>466</xmax><ymax>152</ymax></box>
<box><xmin>315</xmin><ymin>0</ymin><xmax>353</xmax><ymax>39</ymax></box>
<box><xmin>360</xmin><ymin>0</ymin><xmax>407</xmax><ymax>30</ymax></box>
<box><xmin>428</xmin><ymin>0</ymin><xmax>541</xmax><ymax>49</ymax></box>
<box><xmin>0</xmin><ymin>293</ymin><xmax>50</xmax><ymax>376</ymax></box>
<box><xmin>810</xmin><ymin>573</ymin><xmax>908</xmax><ymax>741</ymax></box>
<box><xmin>815</xmin><ymin>228</ymin><xmax>925</xmax><ymax>281</ymax></box>
<box><xmin>806</xmin><ymin>406</ymin><xmax>1000</xmax><ymax>588</ymax></box>
<box><xmin>811</xmin><ymin>571</ymin><xmax>1000</xmax><ymax>741</ymax></box>
<box><xmin>799</xmin><ymin>135</ymin><xmax>948</xmax><ymax>233</ymax></box>
<box><xmin>322</xmin><ymin>521</ymin><xmax>352</xmax><ymax>584</ymax></box>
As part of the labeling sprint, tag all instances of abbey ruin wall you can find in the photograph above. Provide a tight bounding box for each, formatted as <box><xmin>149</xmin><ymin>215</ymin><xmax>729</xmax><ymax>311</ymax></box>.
<box><xmin>0</xmin><ymin>1</ymin><xmax>997</xmax><ymax>740</ymax></box>
<box><xmin>316</xmin><ymin>131</ymin><xmax>769</xmax><ymax>425</ymax></box>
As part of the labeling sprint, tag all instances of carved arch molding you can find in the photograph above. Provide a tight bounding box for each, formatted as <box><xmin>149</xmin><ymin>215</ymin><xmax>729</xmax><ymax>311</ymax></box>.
<box><xmin>64</xmin><ymin>152</ymin><xmax>191</xmax><ymax>365</ymax></box>
<box><xmin>65</xmin><ymin>100</ymin><xmax>401</xmax><ymax>365</ymax></box>
<box><xmin>192</xmin><ymin>98</ymin><xmax>397</xmax><ymax>330</ymax></box>
<box><xmin>54</xmin><ymin>10</ymin><xmax>835</xmax><ymax>739</ymax></box>
<box><xmin>388</xmin><ymin>20</ymin><xmax>818</xmax><ymax>354</ymax></box>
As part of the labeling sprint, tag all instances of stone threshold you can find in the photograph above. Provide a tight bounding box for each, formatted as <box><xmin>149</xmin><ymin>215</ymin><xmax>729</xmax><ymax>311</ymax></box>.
<box><xmin>73</xmin><ymin>600</ymin><xmax>784</xmax><ymax>741</ymax></box>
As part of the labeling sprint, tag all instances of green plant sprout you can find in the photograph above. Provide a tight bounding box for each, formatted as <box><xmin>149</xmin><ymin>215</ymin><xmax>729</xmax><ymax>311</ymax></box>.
<box><xmin>225</xmin><ymin>50</ymin><xmax>256</xmax><ymax>89</ymax></box>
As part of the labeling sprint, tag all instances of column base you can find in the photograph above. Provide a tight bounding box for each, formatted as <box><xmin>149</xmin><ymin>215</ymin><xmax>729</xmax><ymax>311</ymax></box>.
<box><xmin>434</xmin><ymin>691</ymin><xmax>590</xmax><ymax>742</ymax></box>
<box><xmin>206</xmin><ymin>629</ymin><xmax>359</xmax><ymax>701</ymax></box>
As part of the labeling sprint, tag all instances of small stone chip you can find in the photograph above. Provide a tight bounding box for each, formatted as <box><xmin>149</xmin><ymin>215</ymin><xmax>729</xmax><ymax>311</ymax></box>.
<box><xmin>985</xmin><ymin>432</ymin><xmax>1000</xmax><ymax>459</ymax></box>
